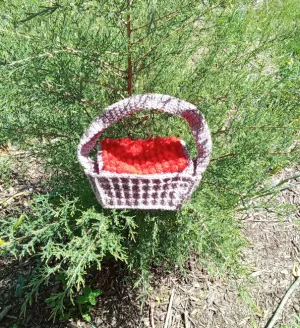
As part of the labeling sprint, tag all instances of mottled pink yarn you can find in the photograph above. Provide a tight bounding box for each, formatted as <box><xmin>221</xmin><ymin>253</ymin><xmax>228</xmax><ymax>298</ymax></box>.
<box><xmin>78</xmin><ymin>94</ymin><xmax>212</xmax><ymax>210</ymax></box>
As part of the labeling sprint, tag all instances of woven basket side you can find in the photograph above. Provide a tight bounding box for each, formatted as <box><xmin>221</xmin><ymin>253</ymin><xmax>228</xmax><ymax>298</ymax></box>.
<box><xmin>94</xmin><ymin>174</ymin><xmax>196</xmax><ymax>210</ymax></box>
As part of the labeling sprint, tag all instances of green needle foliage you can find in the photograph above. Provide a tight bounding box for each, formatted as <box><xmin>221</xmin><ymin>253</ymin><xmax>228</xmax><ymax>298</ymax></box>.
<box><xmin>0</xmin><ymin>0</ymin><xmax>299</xmax><ymax>320</ymax></box>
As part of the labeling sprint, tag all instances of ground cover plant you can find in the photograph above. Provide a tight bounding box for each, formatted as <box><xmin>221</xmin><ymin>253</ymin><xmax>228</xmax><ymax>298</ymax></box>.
<box><xmin>0</xmin><ymin>0</ymin><xmax>299</xmax><ymax>324</ymax></box>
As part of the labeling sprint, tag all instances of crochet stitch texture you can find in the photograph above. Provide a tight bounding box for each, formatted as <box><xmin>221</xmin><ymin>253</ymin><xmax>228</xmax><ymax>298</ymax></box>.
<box><xmin>78</xmin><ymin>94</ymin><xmax>212</xmax><ymax>210</ymax></box>
<box><xmin>101</xmin><ymin>136</ymin><xmax>188</xmax><ymax>174</ymax></box>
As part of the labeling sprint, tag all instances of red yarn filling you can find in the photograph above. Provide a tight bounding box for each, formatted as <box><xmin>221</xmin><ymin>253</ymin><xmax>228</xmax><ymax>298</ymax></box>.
<box><xmin>101</xmin><ymin>136</ymin><xmax>188</xmax><ymax>174</ymax></box>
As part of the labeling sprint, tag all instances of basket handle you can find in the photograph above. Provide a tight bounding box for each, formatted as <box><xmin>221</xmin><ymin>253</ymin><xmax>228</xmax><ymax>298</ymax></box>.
<box><xmin>78</xmin><ymin>94</ymin><xmax>212</xmax><ymax>176</ymax></box>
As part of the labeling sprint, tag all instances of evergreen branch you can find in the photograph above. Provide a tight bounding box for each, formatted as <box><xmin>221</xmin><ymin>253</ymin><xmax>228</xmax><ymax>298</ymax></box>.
<box><xmin>74</xmin><ymin>76</ymin><xmax>124</xmax><ymax>93</ymax></box>
<box><xmin>62</xmin><ymin>94</ymin><xmax>98</xmax><ymax>108</ymax></box>
<box><xmin>203</xmin><ymin>180</ymin><xmax>246</xmax><ymax>198</ymax></box>
<box><xmin>242</xmin><ymin>174</ymin><xmax>300</xmax><ymax>202</ymax></box>
<box><xmin>211</xmin><ymin>153</ymin><xmax>236</xmax><ymax>161</ymax></box>
<box><xmin>66</xmin><ymin>239</ymin><xmax>96</xmax><ymax>291</ymax></box>
<box><xmin>18</xmin><ymin>5</ymin><xmax>60</xmax><ymax>23</ymax></box>
<box><xmin>133</xmin><ymin>16</ymin><xmax>199</xmax><ymax>68</ymax></box>
<box><xmin>135</xmin><ymin>59</ymin><xmax>158</xmax><ymax>74</ymax></box>
<box><xmin>22</xmin><ymin>264</ymin><xmax>62</xmax><ymax>316</ymax></box>
<box><xmin>102</xmin><ymin>61</ymin><xmax>127</xmax><ymax>75</ymax></box>
<box><xmin>134</xmin><ymin>16</ymin><xmax>207</xmax><ymax>70</ymax></box>
<box><xmin>213</xmin><ymin>125</ymin><xmax>291</xmax><ymax>135</ymax></box>
<box><xmin>211</xmin><ymin>150</ymin><xmax>299</xmax><ymax>161</ymax></box>
<box><xmin>0</xmin><ymin>28</ymin><xmax>35</xmax><ymax>40</ymax></box>
<box><xmin>187</xmin><ymin>208</ymin><xmax>227</xmax><ymax>261</ymax></box>
<box><xmin>5</xmin><ymin>48</ymin><xmax>81</xmax><ymax>67</ymax></box>
<box><xmin>142</xmin><ymin>3</ymin><xmax>217</xmax><ymax>38</ymax></box>
<box><xmin>104</xmin><ymin>51</ymin><xmax>125</xmax><ymax>56</ymax></box>
<box><xmin>201</xmin><ymin>222</ymin><xmax>227</xmax><ymax>261</ymax></box>
<box><xmin>4</xmin><ymin>48</ymin><xmax>126</xmax><ymax>78</ymax></box>
<box><xmin>132</xmin><ymin>9</ymin><xmax>180</xmax><ymax>32</ymax></box>
<box><xmin>44</xmin><ymin>88</ymin><xmax>102</xmax><ymax>112</ymax></box>
<box><xmin>7</xmin><ymin>222</ymin><xmax>60</xmax><ymax>247</ymax></box>
<box><xmin>130</xmin><ymin>35</ymin><xmax>148</xmax><ymax>45</ymax></box>
<box><xmin>134</xmin><ymin>43</ymin><xmax>203</xmax><ymax>74</ymax></box>
<box><xmin>0</xmin><ymin>127</ymin><xmax>70</xmax><ymax>139</ymax></box>
<box><xmin>132</xmin><ymin>2</ymin><xmax>213</xmax><ymax>33</ymax></box>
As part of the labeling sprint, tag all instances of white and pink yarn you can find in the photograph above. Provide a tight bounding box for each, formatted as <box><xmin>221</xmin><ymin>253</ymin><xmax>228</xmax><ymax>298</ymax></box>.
<box><xmin>78</xmin><ymin>94</ymin><xmax>212</xmax><ymax>210</ymax></box>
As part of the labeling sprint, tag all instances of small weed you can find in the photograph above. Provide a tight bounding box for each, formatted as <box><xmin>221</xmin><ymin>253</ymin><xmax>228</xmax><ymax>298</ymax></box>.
<box><xmin>238</xmin><ymin>284</ymin><xmax>266</xmax><ymax>327</ymax></box>
<box><xmin>77</xmin><ymin>287</ymin><xmax>102</xmax><ymax>322</ymax></box>
<box><xmin>45</xmin><ymin>274</ymin><xmax>102</xmax><ymax>321</ymax></box>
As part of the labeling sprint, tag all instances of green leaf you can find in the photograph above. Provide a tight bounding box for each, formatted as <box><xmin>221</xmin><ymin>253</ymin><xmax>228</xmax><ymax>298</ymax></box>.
<box><xmin>93</xmin><ymin>289</ymin><xmax>102</xmax><ymax>297</ymax></box>
<box><xmin>59</xmin><ymin>311</ymin><xmax>71</xmax><ymax>320</ymax></box>
<box><xmin>0</xmin><ymin>239</ymin><xmax>7</xmax><ymax>246</ymax></box>
<box><xmin>45</xmin><ymin>297</ymin><xmax>56</xmax><ymax>308</ymax></box>
<box><xmin>82</xmin><ymin>313</ymin><xmax>91</xmax><ymax>322</ymax></box>
<box><xmin>77</xmin><ymin>295</ymin><xmax>88</xmax><ymax>305</ymax></box>
<box><xmin>55</xmin><ymin>273</ymin><xmax>67</xmax><ymax>287</ymax></box>
<box><xmin>13</xmin><ymin>214</ymin><xmax>25</xmax><ymax>230</ymax></box>
<box><xmin>83</xmin><ymin>286</ymin><xmax>92</xmax><ymax>297</ymax></box>
<box><xmin>88</xmin><ymin>294</ymin><xmax>97</xmax><ymax>306</ymax></box>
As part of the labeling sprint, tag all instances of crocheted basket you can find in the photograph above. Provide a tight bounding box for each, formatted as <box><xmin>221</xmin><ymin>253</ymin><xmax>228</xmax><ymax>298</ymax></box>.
<box><xmin>78</xmin><ymin>94</ymin><xmax>212</xmax><ymax>210</ymax></box>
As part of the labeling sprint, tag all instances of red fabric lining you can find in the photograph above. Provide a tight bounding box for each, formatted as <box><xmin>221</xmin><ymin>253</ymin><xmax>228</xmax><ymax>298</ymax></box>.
<box><xmin>101</xmin><ymin>136</ymin><xmax>188</xmax><ymax>174</ymax></box>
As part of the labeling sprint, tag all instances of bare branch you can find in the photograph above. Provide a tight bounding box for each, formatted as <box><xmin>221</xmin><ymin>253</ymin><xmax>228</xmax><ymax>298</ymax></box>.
<box><xmin>266</xmin><ymin>277</ymin><xmax>300</xmax><ymax>328</ymax></box>
<box><xmin>126</xmin><ymin>1</ymin><xmax>133</xmax><ymax>96</ymax></box>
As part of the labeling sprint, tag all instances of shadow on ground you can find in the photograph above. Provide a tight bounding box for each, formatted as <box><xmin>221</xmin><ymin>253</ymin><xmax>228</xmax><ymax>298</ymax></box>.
<box><xmin>0</xmin><ymin>260</ymin><xmax>145</xmax><ymax>328</ymax></box>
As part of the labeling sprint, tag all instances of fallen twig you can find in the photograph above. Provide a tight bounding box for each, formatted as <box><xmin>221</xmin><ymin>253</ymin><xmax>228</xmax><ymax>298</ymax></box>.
<box><xmin>174</xmin><ymin>307</ymin><xmax>199</xmax><ymax>327</ymax></box>
<box><xmin>0</xmin><ymin>305</ymin><xmax>12</xmax><ymax>322</ymax></box>
<box><xmin>265</xmin><ymin>276</ymin><xmax>300</xmax><ymax>328</ymax></box>
<box><xmin>149</xmin><ymin>302</ymin><xmax>155</xmax><ymax>328</ymax></box>
<box><xmin>0</xmin><ymin>191</ymin><xmax>29</xmax><ymax>207</ymax></box>
<box><xmin>243</xmin><ymin>220</ymin><xmax>292</xmax><ymax>223</ymax></box>
<box><xmin>184</xmin><ymin>311</ymin><xmax>190</xmax><ymax>328</ymax></box>
<box><xmin>164</xmin><ymin>288</ymin><xmax>175</xmax><ymax>328</ymax></box>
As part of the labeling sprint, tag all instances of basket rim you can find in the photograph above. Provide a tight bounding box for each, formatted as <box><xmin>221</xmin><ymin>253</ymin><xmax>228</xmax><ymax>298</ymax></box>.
<box><xmin>87</xmin><ymin>170</ymin><xmax>199</xmax><ymax>180</ymax></box>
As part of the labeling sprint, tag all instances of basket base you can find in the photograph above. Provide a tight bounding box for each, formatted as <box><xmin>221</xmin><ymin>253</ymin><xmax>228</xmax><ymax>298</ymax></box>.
<box><xmin>100</xmin><ymin>202</ymin><xmax>183</xmax><ymax>211</ymax></box>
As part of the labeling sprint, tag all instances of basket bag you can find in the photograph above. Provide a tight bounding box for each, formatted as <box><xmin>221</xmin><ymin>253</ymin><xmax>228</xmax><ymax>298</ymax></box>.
<box><xmin>78</xmin><ymin>94</ymin><xmax>212</xmax><ymax>210</ymax></box>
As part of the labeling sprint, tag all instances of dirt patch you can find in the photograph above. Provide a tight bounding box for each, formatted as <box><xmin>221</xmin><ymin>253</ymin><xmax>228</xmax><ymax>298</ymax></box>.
<box><xmin>140</xmin><ymin>167</ymin><xmax>299</xmax><ymax>328</ymax></box>
<box><xmin>241</xmin><ymin>167</ymin><xmax>300</xmax><ymax>327</ymax></box>
<box><xmin>0</xmin><ymin>148</ymin><xmax>46</xmax><ymax>215</ymax></box>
